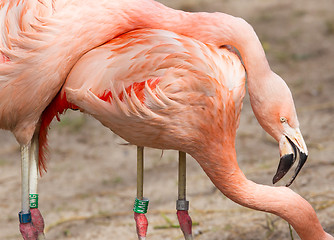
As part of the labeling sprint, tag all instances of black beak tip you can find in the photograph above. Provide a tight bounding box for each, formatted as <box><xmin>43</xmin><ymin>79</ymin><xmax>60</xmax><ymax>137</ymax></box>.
<box><xmin>285</xmin><ymin>152</ymin><xmax>308</xmax><ymax>187</ymax></box>
<box><xmin>300</xmin><ymin>152</ymin><xmax>308</xmax><ymax>164</ymax></box>
<box><xmin>272</xmin><ymin>153</ymin><xmax>295</xmax><ymax>184</ymax></box>
<box><xmin>272</xmin><ymin>175</ymin><xmax>281</xmax><ymax>185</ymax></box>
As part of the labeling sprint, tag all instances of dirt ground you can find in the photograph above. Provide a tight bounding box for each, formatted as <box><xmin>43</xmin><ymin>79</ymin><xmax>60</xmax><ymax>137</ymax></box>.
<box><xmin>1</xmin><ymin>0</ymin><xmax>333</xmax><ymax>239</ymax></box>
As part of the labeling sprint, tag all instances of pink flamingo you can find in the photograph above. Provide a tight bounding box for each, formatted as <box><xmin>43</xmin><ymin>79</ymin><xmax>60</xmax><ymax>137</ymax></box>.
<box><xmin>0</xmin><ymin>1</ymin><xmax>58</xmax><ymax>239</ymax></box>
<box><xmin>0</xmin><ymin>0</ymin><xmax>327</xmax><ymax>238</ymax></box>
<box><xmin>39</xmin><ymin>29</ymin><xmax>333</xmax><ymax>239</ymax></box>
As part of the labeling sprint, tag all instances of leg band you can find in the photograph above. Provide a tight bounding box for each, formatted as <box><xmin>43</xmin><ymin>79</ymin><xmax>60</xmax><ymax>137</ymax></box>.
<box><xmin>176</xmin><ymin>199</ymin><xmax>189</xmax><ymax>211</ymax></box>
<box><xmin>29</xmin><ymin>194</ymin><xmax>39</xmax><ymax>208</ymax></box>
<box><xmin>18</xmin><ymin>211</ymin><xmax>32</xmax><ymax>223</ymax></box>
<box><xmin>133</xmin><ymin>198</ymin><xmax>149</xmax><ymax>214</ymax></box>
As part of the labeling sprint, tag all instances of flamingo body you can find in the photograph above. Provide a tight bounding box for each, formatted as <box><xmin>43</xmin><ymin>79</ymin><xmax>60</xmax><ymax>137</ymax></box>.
<box><xmin>40</xmin><ymin>29</ymin><xmax>333</xmax><ymax>240</ymax></box>
<box><xmin>0</xmin><ymin>0</ymin><xmax>55</xmax><ymax>144</ymax></box>
<box><xmin>40</xmin><ymin>28</ymin><xmax>245</xmax><ymax>159</ymax></box>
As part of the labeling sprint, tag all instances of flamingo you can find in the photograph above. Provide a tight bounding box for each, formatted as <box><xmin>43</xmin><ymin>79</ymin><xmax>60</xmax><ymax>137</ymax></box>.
<box><xmin>0</xmin><ymin>0</ymin><xmax>325</xmax><ymax>238</ymax></box>
<box><xmin>38</xmin><ymin>28</ymin><xmax>333</xmax><ymax>239</ymax></box>
<box><xmin>0</xmin><ymin>1</ymin><xmax>58</xmax><ymax>239</ymax></box>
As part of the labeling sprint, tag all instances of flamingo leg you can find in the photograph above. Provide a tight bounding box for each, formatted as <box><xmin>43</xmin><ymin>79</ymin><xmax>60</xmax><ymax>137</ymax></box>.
<box><xmin>19</xmin><ymin>144</ymin><xmax>38</xmax><ymax>240</ymax></box>
<box><xmin>29</xmin><ymin>134</ymin><xmax>45</xmax><ymax>240</ymax></box>
<box><xmin>176</xmin><ymin>151</ymin><xmax>193</xmax><ymax>240</ymax></box>
<box><xmin>133</xmin><ymin>146</ymin><xmax>149</xmax><ymax>240</ymax></box>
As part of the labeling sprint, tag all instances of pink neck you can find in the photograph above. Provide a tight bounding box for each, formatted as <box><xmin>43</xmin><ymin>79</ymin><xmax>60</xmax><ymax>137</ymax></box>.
<box><xmin>190</xmin><ymin>145</ymin><xmax>329</xmax><ymax>240</ymax></box>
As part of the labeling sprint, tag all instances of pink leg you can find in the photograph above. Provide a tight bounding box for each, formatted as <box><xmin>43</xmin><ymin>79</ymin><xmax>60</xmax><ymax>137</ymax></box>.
<box><xmin>30</xmin><ymin>208</ymin><xmax>45</xmax><ymax>238</ymax></box>
<box><xmin>177</xmin><ymin>210</ymin><xmax>193</xmax><ymax>240</ymax></box>
<box><xmin>19</xmin><ymin>223</ymin><xmax>38</xmax><ymax>240</ymax></box>
<box><xmin>177</xmin><ymin>152</ymin><xmax>193</xmax><ymax>239</ymax></box>
<box><xmin>134</xmin><ymin>212</ymin><xmax>148</xmax><ymax>240</ymax></box>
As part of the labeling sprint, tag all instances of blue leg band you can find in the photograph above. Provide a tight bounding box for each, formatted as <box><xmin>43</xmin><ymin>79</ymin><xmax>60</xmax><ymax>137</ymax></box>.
<box><xmin>18</xmin><ymin>211</ymin><xmax>32</xmax><ymax>223</ymax></box>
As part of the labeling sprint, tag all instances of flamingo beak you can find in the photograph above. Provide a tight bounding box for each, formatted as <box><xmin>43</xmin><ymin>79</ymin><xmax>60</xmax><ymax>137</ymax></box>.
<box><xmin>273</xmin><ymin>125</ymin><xmax>308</xmax><ymax>186</ymax></box>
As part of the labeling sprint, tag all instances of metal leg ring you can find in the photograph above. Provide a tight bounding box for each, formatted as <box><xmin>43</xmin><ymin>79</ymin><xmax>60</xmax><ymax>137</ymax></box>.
<box><xmin>176</xmin><ymin>199</ymin><xmax>189</xmax><ymax>211</ymax></box>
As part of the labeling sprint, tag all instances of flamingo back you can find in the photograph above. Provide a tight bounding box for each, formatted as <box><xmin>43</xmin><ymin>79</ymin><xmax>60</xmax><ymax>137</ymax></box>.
<box><xmin>67</xmin><ymin>29</ymin><xmax>244</xmax><ymax>109</ymax></box>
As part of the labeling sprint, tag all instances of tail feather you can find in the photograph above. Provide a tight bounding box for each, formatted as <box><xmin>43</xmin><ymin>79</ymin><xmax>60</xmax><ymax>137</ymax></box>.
<box><xmin>38</xmin><ymin>79</ymin><xmax>159</xmax><ymax>174</ymax></box>
<box><xmin>38</xmin><ymin>92</ymin><xmax>77</xmax><ymax>175</ymax></box>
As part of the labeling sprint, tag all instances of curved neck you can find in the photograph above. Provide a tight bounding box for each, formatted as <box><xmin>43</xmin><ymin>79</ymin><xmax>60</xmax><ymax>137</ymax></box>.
<box><xmin>191</xmin><ymin>145</ymin><xmax>329</xmax><ymax>240</ymax></box>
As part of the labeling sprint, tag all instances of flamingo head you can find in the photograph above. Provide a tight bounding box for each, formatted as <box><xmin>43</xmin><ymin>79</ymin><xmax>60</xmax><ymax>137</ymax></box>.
<box><xmin>249</xmin><ymin>72</ymin><xmax>308</xmax><ymax>186</ymax></box>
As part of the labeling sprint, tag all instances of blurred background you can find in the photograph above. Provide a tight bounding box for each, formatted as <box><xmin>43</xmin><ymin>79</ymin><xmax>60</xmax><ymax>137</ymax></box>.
<box><xmin>0</xmin><ymin>0</ymin><xmax>333</xmax><ymax>239</ymax></box>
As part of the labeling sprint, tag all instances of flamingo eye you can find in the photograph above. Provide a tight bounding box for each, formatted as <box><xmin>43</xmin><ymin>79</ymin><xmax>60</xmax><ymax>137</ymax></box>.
<box><xmin>280</xmin><ymin>117</ymin><xmax>287</xmax><ymax>123</ymax></box>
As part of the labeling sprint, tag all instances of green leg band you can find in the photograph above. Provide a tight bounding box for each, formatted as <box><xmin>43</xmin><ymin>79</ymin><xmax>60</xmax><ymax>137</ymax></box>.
<box><xmin>133</xmin><ymin>198</ymin><xmax>149</xmax><ymax>214</ymax></box>
<box><xmin>29</xmin><ymin>194</ymin><xmax>38</xmax><ymax>208</ymax></box>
